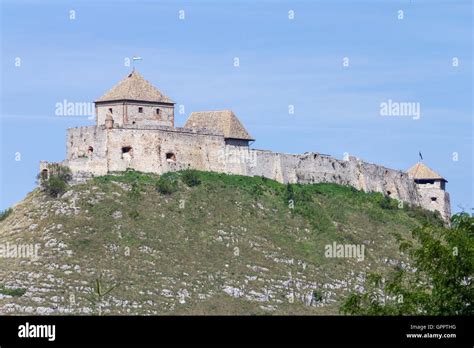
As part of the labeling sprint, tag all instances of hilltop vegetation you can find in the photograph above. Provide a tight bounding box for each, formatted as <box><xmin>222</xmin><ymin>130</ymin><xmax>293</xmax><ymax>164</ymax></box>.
<box><xmin>0</xmin><ymin>170</ymin><xmax>444</xmax><ymax>315</ymax></box>
<box><xmin>342</xmin><ymin>212</ymin><xmax>473</xmax><ymax>315</ymax></box>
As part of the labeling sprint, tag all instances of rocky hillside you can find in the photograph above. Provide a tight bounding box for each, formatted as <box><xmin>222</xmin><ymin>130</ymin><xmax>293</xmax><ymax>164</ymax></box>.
<box><xmin>0</xmin><ymin>170</ymin><xmax>442</xmax><ymax>315</ymax></box>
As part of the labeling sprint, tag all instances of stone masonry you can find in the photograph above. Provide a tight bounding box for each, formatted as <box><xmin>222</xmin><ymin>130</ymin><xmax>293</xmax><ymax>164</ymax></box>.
<box><xmin>40</xmin><ymin>71</ymin><xmax>451</xmax><ymax>221</ymax></box>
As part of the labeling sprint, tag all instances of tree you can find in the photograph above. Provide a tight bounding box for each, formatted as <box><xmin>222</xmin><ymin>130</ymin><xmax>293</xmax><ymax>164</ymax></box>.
<box><xmin>340</xmin><ymin>213</ymin><xmax>474</xmax><ymax>315</ymax></box>
<box><xmin>181</xmin><ymin>169</ymin><xmax>201</xmax><ymax>187</ymax></box>
<box><xmin>38</xmin><ymin>165</ymin><xmax>72</xmax><ymax>197</ymax></box>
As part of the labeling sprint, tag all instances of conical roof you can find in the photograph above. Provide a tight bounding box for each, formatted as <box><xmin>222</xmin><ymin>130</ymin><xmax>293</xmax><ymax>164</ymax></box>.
<box><xmin>95</xmin><ymin>70</ymin><xmax>174</xmax><ymax>104</ymax></box>
<box><xmin>407</xmin><ymin>162</ymin><xmax>446</xmax><ymax>181</ymax></box>
<box><xmin>184</xmin><ymin>110</ymin><xmax>254</xmax><ymax>141</ymax></box>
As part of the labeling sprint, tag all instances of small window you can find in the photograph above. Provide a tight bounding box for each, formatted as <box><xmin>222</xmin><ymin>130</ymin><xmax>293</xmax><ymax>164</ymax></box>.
<box><xmin>166</xmin><ymin>152</ymin><xmax>176</xmax><ymax>162</ymax></box>
<box><xmin>138</xmin><ymin>107</ymin><xmax>143</xmax><ymax>113</ymax></box>
<box><xmin>122</xmin><ymin>146</ymin><xmax>132</xmax><ymax>154</ymax></box>
<box><xmin>109</xmin><ymin>108</ymin><xmax>113</xmax><ymax>113</ymax></box>
<box><xmin>41</xmin><ymin>169</ymin><xmax>49</xmax><ymax>180</ymax></box>
<box><xmin>386</xmin><ymin>190</ymin><xmax>391</xmax><ymax>196</ymax></box>
<box><xmin>88</xmin><ymin>146</ymin><xmax>94</xmax><ymax>154</ymax></box>
<box><xmin>431</xmin><ymin>197</ymin><xmax>437</xmax><ymax>202</ymax></box>
<box><xmin>156</xmin><ymin>108</ymin><xmax>160</xmax><ymax>115</ymax></box>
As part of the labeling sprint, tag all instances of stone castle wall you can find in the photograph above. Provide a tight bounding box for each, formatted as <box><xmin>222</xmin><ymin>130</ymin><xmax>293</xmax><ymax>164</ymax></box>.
<box><xmin>96</xmin><ymin>103</ymin><xmax>174</xmax><ymax>128</ymax></box>
<box><xmin>222</xmin><ymin>148</ymin><xmax>418</xmax><ymax>203</ymax></box>
<box><xmin>66</xmin><ymin>126</ymin><xmax>108</xmax><ymax>175</ymax></box>
<box><xmin>96</xmin><ymin>102</ymin><xmax>126</xmax><ymax>127</ymax></box>
<box><xmin>57</xmin><ymin>125</ymin><xmax>451</xmax><ymax>221</ymax></box>
<box><xmin>415</xmin><ymin>185</ymin><xmax>451</xmax><ymax>221</ymax></box>
<box><xmin>105</xmin><ymin>126</ymin><xmax>224</xmax><ymax>174</ymax></box>
<box><xmin>122</xmin><ymin>103</ymin><xmax>174</xmax><ymax>127</ymax></box>
<box><xmin>65</xmin><ymin>125</ymin><xmax>227</xmax><ymax>176</ymax></box>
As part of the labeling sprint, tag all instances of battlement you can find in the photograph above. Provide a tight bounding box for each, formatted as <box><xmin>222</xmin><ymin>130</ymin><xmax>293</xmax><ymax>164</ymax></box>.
<box><xmin>41</xmin><ymin>70</ymin><xmax>451</xmax><ymax>222</ymax></box>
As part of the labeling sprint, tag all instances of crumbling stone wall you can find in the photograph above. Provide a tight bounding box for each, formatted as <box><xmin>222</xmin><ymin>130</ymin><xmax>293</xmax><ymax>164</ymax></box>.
<box><xmin>223</xmin><ymin>148</ymin><xmax>419</xmax><ymax>204</ymax></box>
<box><xmin>64</xmin><ymin>125</ymin><xmax>226</xmax><ymax>176</ymax></box>
<box><xmin>104</xmin><ymin>126</ymin><xmax>225</xmax><ymax>174</ymax></box>
<box><xmin>65</xmin><ymin>126</ymin><xmax>108</xmax><ymax>175</ymax></box>
<box><xmin>57</xmin><ymin>125</ymin><xmax>450</xmax><ymax>220</ymax></box>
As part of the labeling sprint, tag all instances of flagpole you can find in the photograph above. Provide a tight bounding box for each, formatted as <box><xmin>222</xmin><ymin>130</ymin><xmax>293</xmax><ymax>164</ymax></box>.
<box><xmin>413</xmin><ymin>151</ymin><xmax>423</xmax><ymax>180</ymax></box>
<box><xmin>132</xmin><ymin>56</ymin><xmax>143</xmax><ymax>72</ymax></box>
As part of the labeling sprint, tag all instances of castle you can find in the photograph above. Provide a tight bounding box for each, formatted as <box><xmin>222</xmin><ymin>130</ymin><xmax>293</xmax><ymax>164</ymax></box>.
<box><xmin>40</xmin><ymin>71</ymin><xmax>451</xmax><ymax>221</ymax></box>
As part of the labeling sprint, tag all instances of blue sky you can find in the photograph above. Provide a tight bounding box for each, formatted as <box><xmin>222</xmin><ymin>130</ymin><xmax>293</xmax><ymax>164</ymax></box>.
<box><xmin>1</xmin><ymin>0</ymin><xmax>472</xmax><ymax>213</ymax></box>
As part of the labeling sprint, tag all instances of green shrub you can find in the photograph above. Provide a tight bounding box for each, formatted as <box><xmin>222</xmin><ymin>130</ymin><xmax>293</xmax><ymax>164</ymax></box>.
<box><xmin>129</xmin><ymin>210</ymin><xmax>140</xmax><ymax>220</ymax></box>
<box><xmin>54</xmin><ymin>165</ymin><xmax>72</xmax><ymax>182</ymax></box>
<box><xmin>251</xmin><ymin>183</ymin><xmax>264</xmax><ymax>197</ymax></box>
<box><xmin>0</xmin><ymin>208</ymin><xmax>12</xmax><ymax>222</ymax></box>
<box><xmin>39</xmin><ymin>165</ymin><xmax>72</xmax><ymax>197</ymax></box>
<box><xmin>156</xmin><ymin>176</ymin><xmax>178</xmax><ymax>195</ymax></box>
<box><xmin>128</xmin><ymin>181</ymin><xmax>141</xmax><ymax>200</ymax></box>
<box><xmin>181</xmin><ymin>170</ymin><xmax>201</xmax><ymax>187</ymax></box>
<box><xmin>120</xmin><ymin>169</ymin><xmax>156</xmax><ymax>184</ymax></box>
<box><xmin>285</xmin><ymin>183</ymin><xmax>312</xmax><ymax>204</ymax></box>
<box><xmin>312</xmin><ymin>290</ymin><xmax>323</xmax><ymax>303</ymax></box>
<box><xmin>285</xmin><ymin>183</ymin><xmax>295</xmax><ymax>202</ymax></box>
<box><xmin>380</xmin><ymin>196</ymin><xmax>395</xmax><ymax>210</ymax></box>
<box><xmin>0</xmin><ymin>285</ymin><xmax>26</xmax><ymax>297</ymax></box>
<box><xmin>43</xmin><ymin>176</ymin><xmax>68</xmax><ymax>197</ymax></box>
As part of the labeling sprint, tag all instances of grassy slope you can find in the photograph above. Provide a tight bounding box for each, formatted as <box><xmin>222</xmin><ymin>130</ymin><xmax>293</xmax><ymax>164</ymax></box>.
<box><xmin>0</xmin><ymin>170</ymin><xmax>442</xmax><ymax>315</ymax></box>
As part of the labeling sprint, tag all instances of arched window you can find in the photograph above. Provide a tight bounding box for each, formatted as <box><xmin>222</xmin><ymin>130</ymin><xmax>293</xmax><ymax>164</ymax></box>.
<box><xmin>88</xmin><ymin>146</ymin><xmax>94</xmax><ymax>154</ymax></box>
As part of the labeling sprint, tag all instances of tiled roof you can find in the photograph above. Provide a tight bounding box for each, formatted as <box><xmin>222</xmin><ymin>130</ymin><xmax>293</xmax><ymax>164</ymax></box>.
<box><xmin>407</xmin><ymin>162</ymin><xmax>446</xmax><ymax>181</ymax></box>
<box><xmin>96</xmin><ymin>70</ymin><xmax>174</xmax><ymax>104</ymax></box>
<box><xmin>184</xmin><ymin>110</ymin><xmax>254</xmax><ymax>141</ymax></box>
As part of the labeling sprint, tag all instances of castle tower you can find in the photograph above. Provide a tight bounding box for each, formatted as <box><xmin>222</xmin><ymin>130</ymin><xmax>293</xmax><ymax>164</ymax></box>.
<box><xmin>407</xmin><ymin>162</ymin><xmax>451</xmax><ymax>221</ymax></box>
<box><xmin>94</xmin><ymin>71</ymin><xmax>175</xmax><ymax>128</ymax></box>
